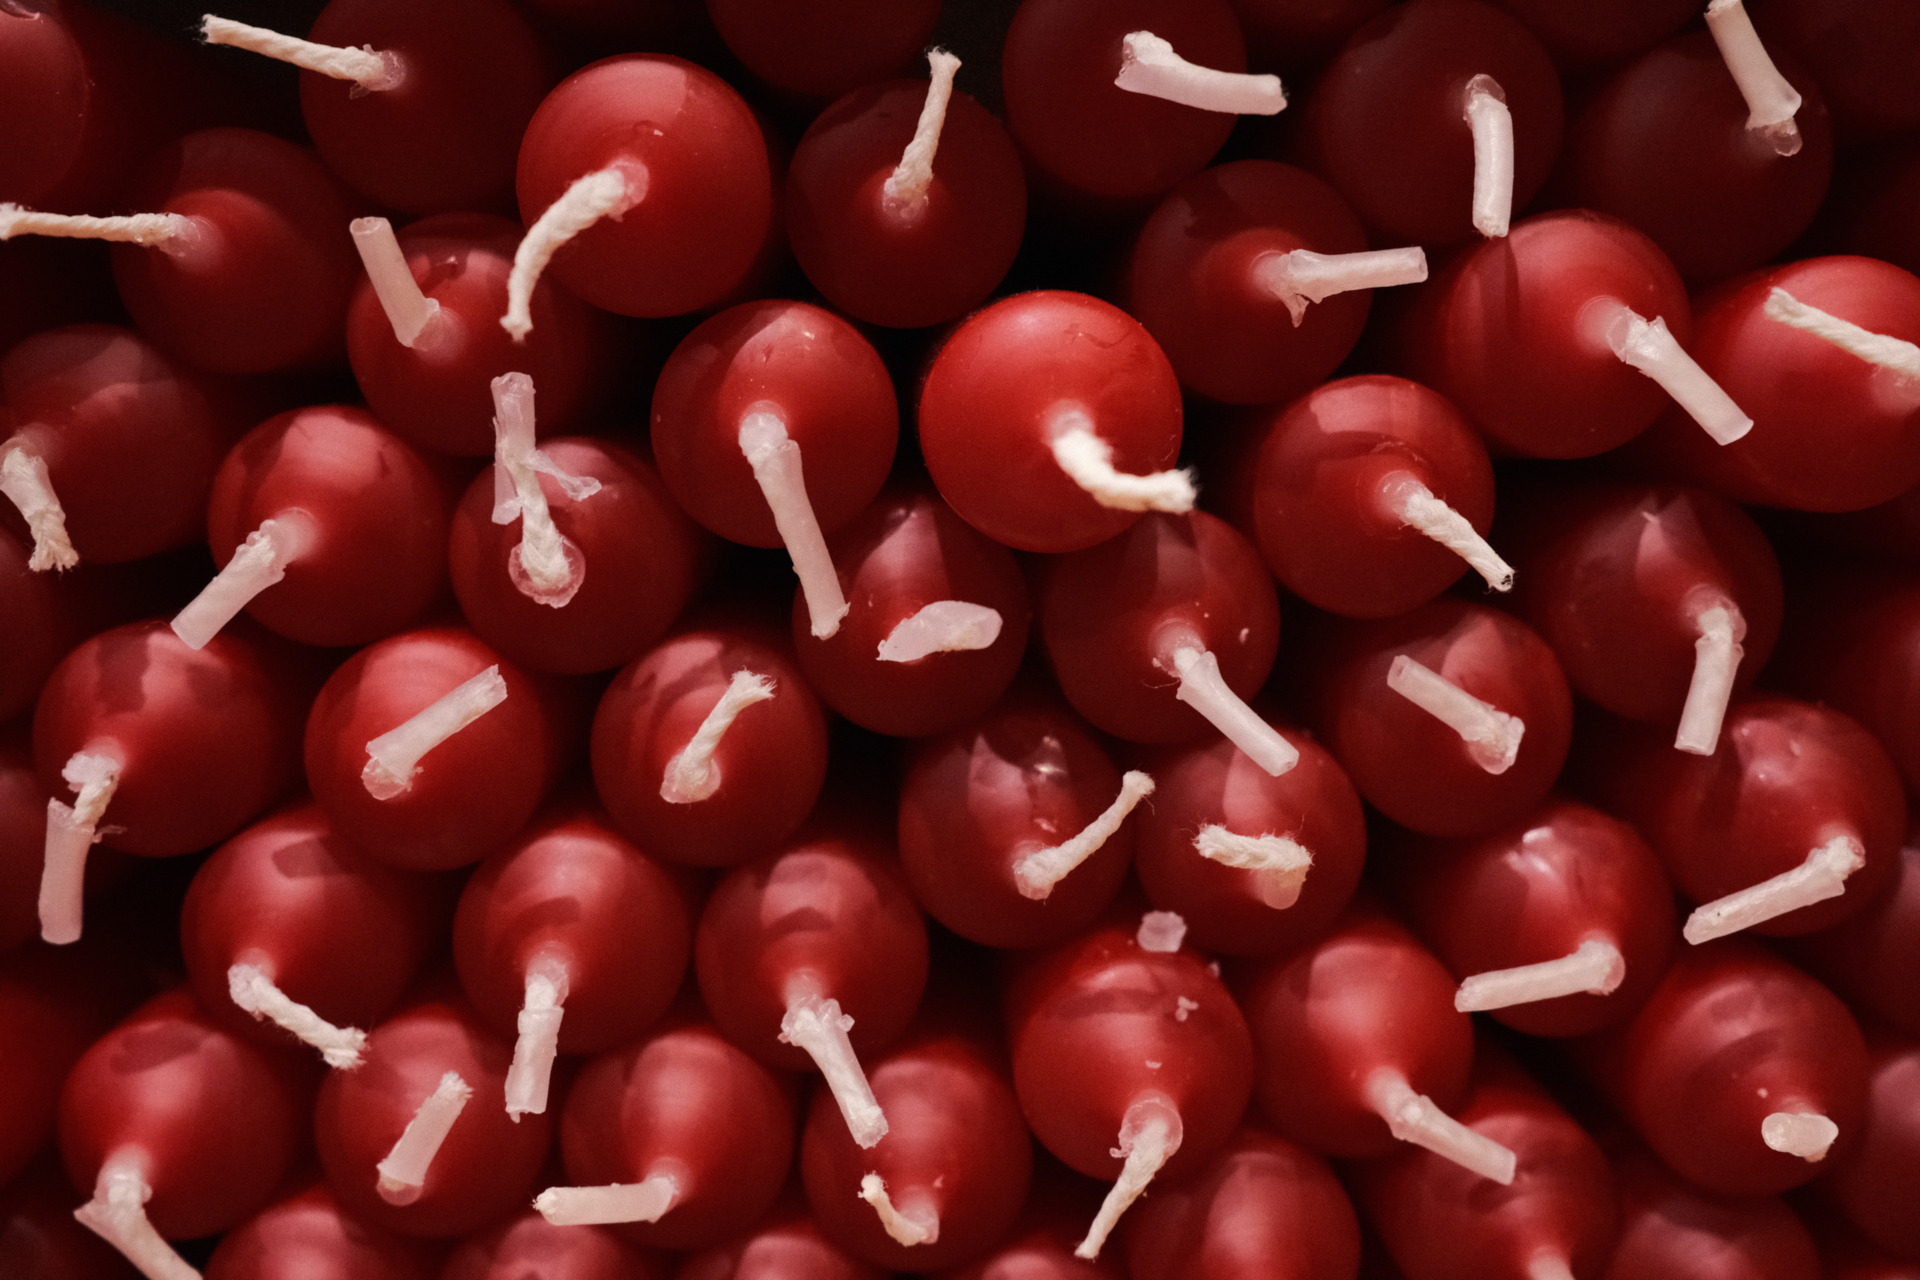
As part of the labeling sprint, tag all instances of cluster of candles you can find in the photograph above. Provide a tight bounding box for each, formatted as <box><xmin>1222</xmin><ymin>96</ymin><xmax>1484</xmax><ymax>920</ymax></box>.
<box><xmin>4</xmin><ymin>0</ymin><xmax>1920</xmax><ymax>1277</ymax></box>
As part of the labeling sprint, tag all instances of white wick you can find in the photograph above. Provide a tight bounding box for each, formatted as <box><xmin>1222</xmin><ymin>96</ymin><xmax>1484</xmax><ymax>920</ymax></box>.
<box><xmin>1048</xmin><ymin>406</ymin><xmax>1196</xmax><ymax>514</ymax></box>
<box><xmin>859</xmin><ymin>1173</ymin><xmax>940</xmax><ymax>1247</ymax></box>
<box><xmin>780</xmin><ymin>987</ymin><xmax>888</xmax><ymax>1148</ymax></box>
<box><xmin>170</xmin><ymin>513</ymin><xmax>318</xmax><ymax>650</ymax></box>
<box><xmin>1113</xmin><ymin>31</ymin><xmax>1285</xmax><ymax>115</ymax></box>
<box><xmin>1169</xmin><ymin>644</ymin><xmax>1299</xmax><ymax>776</ymax></box>
<box><xmin>0</xmin><ymin>203</ymin><xmax>201</xmax><ymax>253</ymax></box>
<box><xmin>1682</xmin><ymin>834</ymin><xmax>1866</xmax><ymax>944</ymax></box>
<box><xmin>1527</xmin><ymin>1255</ymin><xmax>1578</xmax><ymax>1280</ymax></box>
<box><xmin>360</xmin><ymin>665</ymin><xmax>509</xmax><ymax>801</ymax></box>
<box><xmin>39</xmin><ymin>751</ymin><xmax>120</xmax><ymax>946</ymax></box>
<box><xmin>877</xmin><ymin>601</ymin><xmax>1003</xmax><ymax>662</ymax></box>
<box><xmin>0</xmin><ymin>445</ymin><xmax>77</xmax><ymax>571</ymax></box>
<box><xmin>1135</xmin><ymin>910</ymin><xmax>1188</xmax><ymax>953</ymax></box>
<box><xmin>1760</xmin><ymin>1111</ymin><xmax>1838</xmax><ymax>1162</ymax></box>
<box><xmin>1194</xmin><ymin>825</ymin><xmax>1313</xmax><ymax>910</ymax></box>
<box><xmin>1453</xmin><ymin>938</ymin><xmax>1626</xmax><ymax>1012</ymax></box>
<box><xmin>534</xmin><ymin>1173</ymin><xmax>681</xmax><ymax>1226</ymax></box>
<box><xmin>881</xmin><ymin>49</ymin><xmax>962</xmax><ymax>223</ymax></box>
<box><xmin>1252</xmin><ymin>246</ymin><xmax>1428</xmax><ymax>326</ymax></box>
<box><xmin>504</xmin><ymin>960</ymin><xmax>568</xmax><ymax>1121</ymax></box>
<box><xmin>739</xmin><ymin>406</ymin><xmax>850</xmax><ymax>639</ymax></box>
<box><xmin>227</xmin><ymin>961</ymin><xmax>368</xmax><ymax>1069</ymax></box>
<box><xmin>1462</xmin><ymin>75</ymin><xmax>1514</xmax><ymax>238</ymax></box>
<box><xmin>350</xmin><ymin>217</ymin><xmax>445</xmax><ymax>350</ymax></box>
<box><xmin>200</xmin><ymin>15</ymin><xmax>403</xmax><ymax>92</ymax></box>
<box><xmin>1703</xmin><ymin>0</ymin><xmax>1803</xmax><ymax>156</ymax></box>
<box><xmin>73</xmin><ymin>1149</ymin><xmax>201</xmax><ymax>1280</ymax></box>
<box><xmin>1764</xmin><ymin>287</ymin><xmax>1920</xmax><ymax>383</ymax></box>
<box><xmin>502</xmin><ymin>166</ymin><xmax>644</xmax><ymax>342</ymax></box>
<box><xmin>1591</xmin><ymin>298</ymin><xmax>1753</xmax><ymax>445</ymax></box>
<box><xmin>660</xmin><ymin>669</ymin><xmax>776</xmax><ymax>804</ymax></box>
<box><xmin>1380</xmin><ymin>473</ymin><xmax>1514</xmax><ymax>592</ymax></box>
<box><xmin>1366</xmin><ymin>1067</ymin><xmax>1517</xmax><ymax>1184</ymax></box>
<box><xmin>376</xmin><ymin>1071</ymin><xmax>472</xmax><ymax>1205</ymax></box>
<box><xmin>1014</xmin><ymin>771</ymin><xmax>1156</xmax><ymax>900</ymax></box>
<box><xmin>1674</xmin><ymin>601</ymin><xmax>1745</xmax><ymax>755</ymax></box>
<box><xmin>490</xmin><ymin>372</ymin><xmax>598</xmax><ymax>607</ymax></box>
<box><xmin>1386</xmin><ymin>654</ymin><xmax>1525</xmax><ymax>775</ymax></box>
<box><xmin>1074</xmin><ymin>1095</ymin><xmax>1182</xmax><ymax>1260</ymax></box>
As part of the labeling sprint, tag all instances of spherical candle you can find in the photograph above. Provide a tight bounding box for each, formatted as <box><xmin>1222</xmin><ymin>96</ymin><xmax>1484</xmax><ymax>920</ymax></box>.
<box><xmin>204</xmin><ymin>1182</ymin><xmax>439</xmax><ymax>1280</ymax></box>
<box><xmin>1821</xmin><ymin>1034</ymin><xmax>1920</xmax><ymax>1262</ymax></box>
<box><xmin>1791</xmin><ymin>837</ymin><xmax>1920</xmax><ymax>1039</ymax></box>
<box><xmin>0</xmin><ymin>1156</ymin><xmax>153</xmax><ymax>1280</ymax></box>
<box><xmin>1752</xmin><ymin>0</ymin><xmax>1920</xmax><ymax>144</ymax></box>
<box><xmin>676</xmin><ymin>1201</ymin><xmax>888</xmax><ymax>1280</ymax></box>
<box><xmin>442</xmin><ymin>1209</ymin><xmax>668</xmax><ymax>1280</ymax></box>
<box><xmin>1602</xmin><ymin>1146</ymin><xmax>1820</xmax><ymax>1280</ymax></box>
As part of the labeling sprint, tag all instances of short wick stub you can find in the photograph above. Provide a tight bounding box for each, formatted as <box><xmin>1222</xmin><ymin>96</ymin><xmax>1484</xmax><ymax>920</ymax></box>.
<box><xmin>1366</xmin><ymin>1067</ymin><xmax>1517</xmax><ymax>1184</ymax></box>
<box><xmin>1113</xmin><ymin>30</ymin><xmax>1285</xmax><ymax>115</ymax></box>
<box><xmin>503</xmin><ymin>958</ymin><xmax>569</xmax><ymax>1121</ymax></box>
<box><xmin>1587</xmin><ymin>297</ymin><xmax>1753</xmax><ymax>445</ymax></box>
<box><xmin>535</xmin><ymin>1169</ymin><xmax>682</xmax><ymax>1226</ymax></box>
<box><xmin>1136</xmin><ymin>910</ymin><xmax>1188</xmax><ymax>953</ymax></box>
<box><xmin>39</xmin><ymin>749</ymin><xmax>121</xmax><ymax>946</ymax></box>
<box><xmin>1252</xmin><ymin>246</ymin><xmax>1428</xmax><ymax>326</ymax></box>
<box><xmin>1674</xmin><ymin>599</ymin><xmax>1745</xmax><ymax>756</ymax></box>
<box><xmin>1703</xmin><ymin>0</ymin><xmax>1803</xmax><ymax>156</ymax></box>
<box><xmin>0</xmin><ymin>445</ymin><xmax>78</xmax><ymax>571</ymax></box>
<box><xmin>227</xmin><ymin>961</ymin><xmax>368</xmax><ymax>1069</ymax></box>
<box><xmin>1760</xmin><ymin>1110</ymin><xmax>1839</xmax><ymax>1162</ymax></box>
<box><xmin>1047</xmin><ymin>403</ymin><xmax>1196</xmax><ymax>514</ymax></box>
<box><xmin>361</xmin><ymin>665</ymin><xmax>509</xmax><ymax>800</ymax></box>
<box><xmin>376</xmin><ymin>1071</ymin><xmax>473</xmax><ymax>1205</ymax></box>
<box><xmin>739</xmin><ymin>405</ymin><xmax>850</xmax><ymax>639</ymax></box>
<box><xmin>1386</xmin><ymin>654</ymin><xmax>1524</xmax><ymax>775</ymax></box>
<box><xmin>1453</xmin><ymin>938</ymin><xmax>1626</xmax><ymax>1013</ymax></box>
<box><xmin>1193</xmin><ymin>824</ymin><xmax>1313</xmax><ymax>910</ymax></box>
<box><xmin>1163</xmin><ymin>636</ymin><xmax>1299</xmax><ymax>777</ymax></box>
<box><xmin>1075</xmin><ymin>1094</ymin><xmax>1183</xmax><ymax>1260</ymax></box>
<box><xmin>491</xmin><ymin>372</ymin><xmax>600</xmax><ymax>609</ymax></box>
<box><xmin>660</xmin><ymin>669</ymin><xmax>776</xmax><ymax>804</ymax></box>
<box><xmin>877</xmin><ymin>601</ymin><xmax>1003</xmax><ymax>662</ymax></box>
<box><xmin>170</xmin><ymin>512</ymin><xmax>320</xmax><ymax>650</ymax></box>
<box><xmin>73</xmin><ymin>1148</ymin><xmax>201</xmax><ymax>1280</ymax></box>
<box><xmin>350</xmin><ymin>217</ymin><xmax>446</xmax><ymax>350</ymax></box>
<box><xmin>1014</xmin><ymin>770</ymin><xmax>1156</xmax><ymax>900</ymax></box>
<box><xmin>502</xmin><ymin>165</ymin><xmax>645</xmax><ymax>342</ymax></box>
<box><xmin>1682</xmin><ymin>833</ymin><xmax>1866</xmax><ymax>944</ymax></box>
<box><xmin>881</xmin><ymin>48</ymin><xmax>962</xmax><ymax>225</ymax></box>
<box><xmin>780</xmin><ymin>984</ymin><xmax>889</xmax><ymax>1148</ymax></box>
<box><xmin>200</xmin><ymin>14</ymin><xmax>405</xmax><ymax>93</ymax></box>
<box><xmin>1461</xmin><ymin>74</ymin><xmax>1513</xmax><ymax>238</ymax></box>
<box><xmin>860</xmin><ymin>1173</ymin><xmax>940</xmax><ymax>1247</ymax></box>
<box><xmin>1378</xmin><ymin>472</ymin><xmax>1514</xmax><ymax>592</ymax></box>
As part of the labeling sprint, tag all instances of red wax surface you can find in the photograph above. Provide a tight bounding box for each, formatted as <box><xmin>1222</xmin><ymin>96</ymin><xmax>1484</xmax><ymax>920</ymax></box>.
<box><xmin>1040</xmin><ymin>510</ymin><xmax>1280</xmax><ymax>744</ymax></box>
<box><xmin>707</xmin><ymin>0</ymin><xmax>939</xmax><ymax>102</ymax></box>
<box><xmin>1602</xmin><ymin>1146</ymin><xmax>1820</xmax><ymax>1280</ymax></box>
<box><xmin>1629</xmin><ymin>256</ymin><xmax>1920</xmax><ymax>512</ymax></box>
<box><xmin>204</xmin><ymin>1182</ymin><xmax>438</xmax><ymax>1280</ymax></box>
<box><xmin>1227</xmin><ymin>0</ymin><xmax>1392</xmax><ymax>72</ymax></box>
<box><xmin>449</xmin><ymin>436</ymin><xmax>710</xmax><ymax>675</ymax></box>
<box><xmin>313</xmin><ymin>994</ymin><xmax>550</xmax><ymax>1237</ymax></box>
<box><xmin>1491</xmin><ymin>0</ymin><xmax>1694</xmax><ymax>68</ymax></box>
<box><xmin>181</xmin><ymin>802</ymin><xmax>445</xmax><ymax>1051</ymax></box>
<box><xmin>1125</xmin><ymin>160</ymin><xmax>1370</xmax><ymax>406</ymax></box>
<box><xmin>453</xmin><ymin>802</ymin><xmax>693</xmax><ymax>1055</ymax></box>
<box><xmin>898</xmin><ymin>693</ymin><xmax>1134</xmax><ymax>950</ymax></box>
<box><xmin>1237</xmin><ymin>907</ymin><xmax>1475</xmax><ymax>1158</ymax></box>
<box><xmin>591</xmin><ymin>624</ymin><xmax>828</xmax><ymax>869</ymax></box>
<box><xmin>1822</xmin><ymin>1034</ymin><xmax>1920</xmax><ymax>1262</ymax></box>
<box><xmin>1390</xmin><ymin>797</ymin><xmax>1676</xmax><ymax>1038</ymax></box>
<box><xmin>207</xmin><ymin>405</ymin><xmax>452</xmax><ymax>649</ymax></box>
<box><xmin>1005</xmin><ymin>920</ymin><xmax>1254</xmax><ymax>1183</ymax></box>
<box><xmin>0</xmin><ymin>734</ymin><xmax>49</xmax><ymax>950</ymax></box>
<box><xmin>695</xmin><ymin>824</ymin><xmax>929</xmax><ymax>1071</ymax></box>
<box><xmin>1583</xmin><ymin>696</ymin><xmax>1906</xmax><ymax>937</ymax></box>
<box><xmin>344</xmin><ymin>213</ymin><xmax>617</xmax><ymax>458</ymax></box>
<box><xmin>1777</xmin><ymin>568</ymin><xmax>1920</xmax><ymax>791</ymax></box>
<box><xmin>801</xmin><ymin>1028</ymin><xmax>1032</xmax><ymax>1272</ymax></box>
<box><xmin>1792</xmin><ymin>837</ymin><xmax>1920</xmax><ymax>1039</ymax></box>
<box><xmin>919</xmin><ymin>290</ymin><xmax>1185</xmax><ymax>554</ymax></box>
<box><xmin>1392</xmin><ymin>211</ymin><xmax>1690</xmax><ymax>458</ymax></box>
<box><xmin>112</xmin><ymin>128</ymin><xmax>360</xmax><ymax>376</ymax></box>
<box><xmin>3</xmin><ymin>324</ymin><xmax>241</xmax><ymax>564</ymax></box>
<box><xmin>0</xmin><ymin>1156</ymin><xmax>146</xmax><ymax>1280</ymax></box>
<box><xmin>35</xmin><ymin>620</ymin><xmax>308</xmax><ymax>857</ymax></box>
<box><xmin>1754</xmin><ymin>0</ymin><xmax>1920</xmax><ymax>144</ymax></box>
<box><xmin>1580</xmin><ymin>939</ymin><xmax>1868</xmax><ymax>1197</ymax></box>
<box><xmin>675</xmin><ymin>1202</ymin><xmax>887</xmax><ymax>1280</ymax></box>
<box><xmin>1237</xmin><ymin>374</ymin><xmax>1497</xmax><ymax>617</ymax></box>
<box><xmin>0</xmin><ymin>530</ymin><xmax>68</xmax><ymax>725</ymax></box>
<box><xmin>1002</xmin><ymin>0</ymin><xmax>1248</xmax><ymax>209</ymax></box>
<box><xmin>1295</xmin><ymin>0</ymin><xmax>1563</xmax><ymax>246</ymax></box>
<box><xmin>1562</xmin><ymin>33</ymin><xmax>1833</xmax><ymax>283</ymax></box>
<box><xmin>441</xmin><ymin>1210</ymin><xmax>667</xmax><ymax>1280</ymax></box>
<box><xmin>792</xmin><ymin>488</ymin><xmax>1030</xmax><ymax>738</ymax></box>
<box><xmin>1132</xmin><ymin>732</ymin><xmax>1368</xmax><ymax>958</ymax></box>
<box><xmin>60</xmin><ymin>988</ymin><xmax>313</xmax><ymax>1241</ymax></box>
<box><xmin>931</xmin><ymin>1169</ymin><xmax>1125</xmax><ymax>1280</ymax></box>
<box><xmin>1302</xmin><ymin>601</ymin><xmax>1572</xmax><ymax>838</ymax></box>
<box><xmin>1503</xmin><ymin>481</ymin><xmax>1782</xmax><ymax>724</ymax></box>
<box><xmin>651</xmin><ymin>300</ymin><xmax>896</xmax><ymax>549</ymax></box>
<box><xmin>561</xmin><ymin>1014</ymin><xmax>797</xmax><ymax>1252</ymax></box>
<box><xmin>303</xmin><ymin>626</ymin><xmax>569</xmax><ymax>871</ymax></box>
<box><xmin>786</xmin><ymin>78</ymin><xmax>1026</xmax><ymax>329</ymax></box>
<box><xmin>298</xmin><ymin>0</ymin><xmax>555</xmax><ymax>214</ymax></box>
<box><xmin>515</xmin><ymin>55</ymin><xmax>772</xmax><ymax>318</ymax></box>
<box><xmin>1121</xmin><ymin>1125</ymin><xmax>1362</xmax><ymax>1280</ymax></box>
